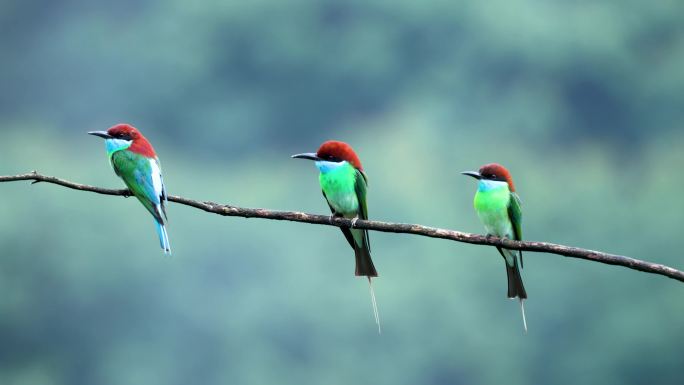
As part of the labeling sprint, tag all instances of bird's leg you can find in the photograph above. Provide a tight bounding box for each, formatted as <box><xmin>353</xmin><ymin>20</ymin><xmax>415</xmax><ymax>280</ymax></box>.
<box><xmin>330</xmin><ymin>212</ymin><xmax>345</xmax><ymax>224</ymax></box>
<box><xmin>350</xmin><ymin>217</ymin><xmax>359</xmax><ymax>228</ymax></box>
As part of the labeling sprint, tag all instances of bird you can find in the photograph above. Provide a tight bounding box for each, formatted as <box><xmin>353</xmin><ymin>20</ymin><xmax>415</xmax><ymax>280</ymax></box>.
<box><xmin>88</xmin><ymin>124</ymin><xmax>170</xmax><ymax>255</ymax></box>
<box><xmin>292</xmin><ymin>140</ymin><xmax>381</xmax><ymax>333</ymax></box>
<box><xmin>462</xmin><ymin>163</ymin><xmax>527</xmax><ymax>332</ymax></box>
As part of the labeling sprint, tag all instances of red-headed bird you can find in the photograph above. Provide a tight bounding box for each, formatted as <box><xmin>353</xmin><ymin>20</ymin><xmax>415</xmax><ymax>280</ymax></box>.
<box><xmin>462</xmin><ymin>163</ymin><xmax>527</xmax><ymax>332</ymax></box>
<box><xmin>88</xmin><ymin>124</ymin><xmax>170</xmax><ymax>254</ymax></box>
<box><xmin>292</xmin><ymin>141</ymin><xmax>380</xmax><ymax>333</ymax></box>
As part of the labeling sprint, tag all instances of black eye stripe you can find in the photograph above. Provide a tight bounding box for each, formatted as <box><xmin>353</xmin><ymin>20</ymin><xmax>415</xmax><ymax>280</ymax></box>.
<box><xmin>114</xmin><ymin>133</ymin><xmax>133</xmax><ymax>140</ymax></box>
<box><xmin>481</xmin><ymin>173</ymin><xmax>506</xmax><ymax>182</ymax></box>
<box><xmin>323</xmin><ymin>155</ymin><xmax>343</xmax><ymax>162</ymax></box>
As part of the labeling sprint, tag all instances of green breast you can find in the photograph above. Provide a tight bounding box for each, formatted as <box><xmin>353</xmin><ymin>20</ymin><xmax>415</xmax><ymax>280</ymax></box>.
<box><xmin>319</xmin><ymin>163</ymin><xmax>359</xmax><ymax>216</ymax></box>
<box><xmin>474</xmin><ymin>187</ymin><xmax>512</xmax><ymax>238</ymax></box>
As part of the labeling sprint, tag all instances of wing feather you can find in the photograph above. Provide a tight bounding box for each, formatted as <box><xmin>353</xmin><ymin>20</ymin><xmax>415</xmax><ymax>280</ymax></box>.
<box><xmin>508</xmin><ymin>192</ymin><xmax>523</xmax><ymax>267</ymax></box>
<box><xmin>354</xmin><ymin>169</ymin><xmax>370</xmax><ymax>252</ymax></box>
<box><xmin>111</xmin><ymin>151</ymin><xmax>166</xmax><ymax>224</ymax></box>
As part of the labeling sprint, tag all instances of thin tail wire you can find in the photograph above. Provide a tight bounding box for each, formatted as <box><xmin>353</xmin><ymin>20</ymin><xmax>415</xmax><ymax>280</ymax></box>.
<box><xmin>368</xmin><ymin>277</ymin><xmax>381</xmax><ymax>334</ymax></box>
<box><xmin>520</xmin><ymin>299</ymin><xmax>527</xmax><ymax>334</ymax></box>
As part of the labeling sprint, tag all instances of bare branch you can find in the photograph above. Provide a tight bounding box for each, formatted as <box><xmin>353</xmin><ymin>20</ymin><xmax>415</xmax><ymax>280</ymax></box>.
<box><xmin>3</xmin><ymin>172</ymin><xmax>683</xmax><ymax>283</ymax></box>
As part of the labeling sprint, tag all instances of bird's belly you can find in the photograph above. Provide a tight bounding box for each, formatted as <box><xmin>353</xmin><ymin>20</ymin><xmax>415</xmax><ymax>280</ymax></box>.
<box><xmin>325</xmin><ymin>190</ymin><xmax>359</xmax><ymax>216</ymax></box>
<box><xmin>474</xmin><ymin>191</ymin><xmax>513</xmax><ymax>238</ymax></box>
<box><xmin>478</xmin><ymin>209</ymin><xmax>514</xmax><ymax>239</ymax></box>
<box><xmin>319</xmin><ymin>167</ymin><xmax>359</xmax><ymax>216</ymax></box>
<box><xmin>474</xmin><ymin>188</ymin><xmax>516</xmax><ymax>265</ymax></box>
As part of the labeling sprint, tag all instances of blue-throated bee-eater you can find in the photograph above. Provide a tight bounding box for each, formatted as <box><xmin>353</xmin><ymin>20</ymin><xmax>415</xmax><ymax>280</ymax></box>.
<box><xmin>463</xmin><ymin>163</ymin><xmax>527</xmax><ymax>332</ymax></box>
<box><xmin>292</xmin><ymin>140</ymin><xmax>381</xmax><ymax>333</ymax></box>
<box><xmin>89</xmin><ymin>124</ymin><xmax>170</xmax><ymax>254</ymax></box>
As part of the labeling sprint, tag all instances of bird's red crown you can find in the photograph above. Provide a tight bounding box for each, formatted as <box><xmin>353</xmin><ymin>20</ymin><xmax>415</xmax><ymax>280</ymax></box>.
<box><xmin>107</xmin><ymin>123</ymin><xmax>157</xmax><ymax>158</ymax></box>
<box><xmin>479</xmin><ymin>163</ymin><xmax>516</xmax><ymax>192</ymax></box>
<box><xmin>316</xmin><ymin>140</ymin><xmax>363</xmax><ymax>170</ymax></box>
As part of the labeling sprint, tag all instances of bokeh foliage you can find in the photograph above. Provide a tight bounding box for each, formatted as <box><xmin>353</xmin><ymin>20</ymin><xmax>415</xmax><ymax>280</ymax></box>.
<box><xmin>1</xmin><ymin>1</ymin><xmax>683</xmax><ymax>384</ymax></box>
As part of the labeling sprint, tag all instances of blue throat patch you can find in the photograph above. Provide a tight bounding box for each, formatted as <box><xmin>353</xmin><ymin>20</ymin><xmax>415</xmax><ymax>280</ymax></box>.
<box><xmin>105</xmin><ymin>138</ymin><xmax>133</xmax><ymax>155</ymax></box>
<box><xmin>315</xmin><ymin>160</ymin><xmax>346</xmax><ymax>174</ymax></box>
<box><xmin>478</xmin><ymin>179</ymin><xmax>508</xmax><ymax>192</ymax></box>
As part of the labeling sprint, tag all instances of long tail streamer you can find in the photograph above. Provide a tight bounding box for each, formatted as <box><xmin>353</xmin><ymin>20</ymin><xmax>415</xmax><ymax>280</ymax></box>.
<box><xmin>368</xmin><ymin>277</ymin><xmax>381</xmax><ymax>334</ymax></box>
<box><xmin>520</xmin><ymin>299</ymin><xmax>528</xmax><ymax>334</ymax></box>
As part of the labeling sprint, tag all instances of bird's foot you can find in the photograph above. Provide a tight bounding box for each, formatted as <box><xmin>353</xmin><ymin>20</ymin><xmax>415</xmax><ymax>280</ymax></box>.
<box><xmin>30</xmin><ymin>171</ymin><xmax>41</xmax><ymax>185</ymax></box>
<box><xmin>350</xmin><ymin>217</ymin><xmax>359</xmax><ymax>228</ymax></box>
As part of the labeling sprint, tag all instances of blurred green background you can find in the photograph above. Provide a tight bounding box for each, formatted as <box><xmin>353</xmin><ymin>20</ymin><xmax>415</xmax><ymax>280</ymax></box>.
<box><xmin>1</xmin><ymin>1</ymin><xmax>683</xmax><ymax>384</ymax></box>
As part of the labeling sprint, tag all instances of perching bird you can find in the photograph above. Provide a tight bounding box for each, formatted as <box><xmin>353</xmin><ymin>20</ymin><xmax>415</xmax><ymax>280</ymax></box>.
<box><xmin>292</xmin><ymin>140</ymin><xmax>380</xmax><ymax>333</ymax></box>
<box><xmin>88</xmin><ymin>124</ymin><xmax>170</xmax><ymax>254</ymax></box>
<box><xmin>462</xmin><ymin>163</ymin><xmax>527</xmax><ymax>332</ymax></box>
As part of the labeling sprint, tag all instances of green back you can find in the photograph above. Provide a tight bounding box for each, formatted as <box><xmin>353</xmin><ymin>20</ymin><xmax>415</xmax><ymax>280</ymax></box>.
<box><xmin>110</xmin><ymin>150</ymin><xmax>162</xmax><ymax>222</ymax></box>
<box><xmin>508</xmin><ymin>192</ymin><xmax>523</xmax><ymax>241</ymax></box>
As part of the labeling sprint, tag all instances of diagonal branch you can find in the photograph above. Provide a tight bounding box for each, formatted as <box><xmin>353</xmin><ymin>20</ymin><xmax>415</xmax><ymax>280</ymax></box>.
<box><xmin>2</xmin><ymin>172</ymin><xmax>683</xmax><ymax>283</ymax></box>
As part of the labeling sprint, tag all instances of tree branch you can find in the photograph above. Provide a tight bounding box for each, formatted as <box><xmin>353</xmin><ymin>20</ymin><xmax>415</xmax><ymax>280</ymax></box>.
<box><xmin>3</xmin><ymin>172</ymin><xmax>683</xmax><ymax>283</ymax></box>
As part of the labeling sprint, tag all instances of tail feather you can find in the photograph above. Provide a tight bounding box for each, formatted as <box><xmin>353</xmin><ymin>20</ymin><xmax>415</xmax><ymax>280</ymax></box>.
<box><xmin>368</xmin><ymin>277</ymin><xmax>381</xmax><ymax>334</ymax></box>
<box><xmin>354</xmin><ymin>235</ymin><xmax>377</xmax><ymax>277</ymax></box>
<box><xmin>351</xmin><ymin>226</ymin><xmax>380</xmax><ymax>333</ymax></box>
<box><xmin>505</xmin><ymin>259</ymin><xmax>527</xmax><ymax>299</ymax></box>
<box><xmin>505</xmin><ymin>258</ymin><xmax>527</xmax><ymax>332</ymax></box>
<box><xmin>155</xmin><ymin>220</ymin><xmax>171</xmax><ymax>255</ymax></box>
<box><xmin>520</xmin><ymin>299</ymin><xmax>528</xmax><ymax>334</ymax></box>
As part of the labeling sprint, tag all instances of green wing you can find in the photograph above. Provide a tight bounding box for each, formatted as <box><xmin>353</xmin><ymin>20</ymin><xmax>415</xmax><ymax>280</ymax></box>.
<box><xmin>111</xmin><ymin>150</ymin><xmax>164</xmax><ymax>223</ymax></box>
<box><xmin>508</xmin><ymin>192</ymin><xmax>523</xmax><ymax>266</ymax></box>
<box><xmin>354</xmin><ymin>169</ymin><xmax>370</xmax><ymax>251</ymax></box>
<box><xmin>355</xmin><ymin>170</ymin><xmax>369</xmax><ymax>221</ymax></box>
<box><xmin>508</xmin><ymin>192</ymin><xmax>522</xmax><ymax>241</ymax></box>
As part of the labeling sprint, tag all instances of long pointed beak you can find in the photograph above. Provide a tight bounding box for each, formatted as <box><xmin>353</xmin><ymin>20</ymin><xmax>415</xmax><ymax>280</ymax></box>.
<box><xmin>88</xmin><ymin>131</ymin><xmax>113</xmax><ymax>139</ymax></box>
<box><xmin>291</xmin><ymin>152</ymin><xmax>321</xmax><ymax>161</ymax></box>
<box><xmin>461</xmin><ymin>171</ymin><xmax>482</xmax><ymax>180</ymax></box>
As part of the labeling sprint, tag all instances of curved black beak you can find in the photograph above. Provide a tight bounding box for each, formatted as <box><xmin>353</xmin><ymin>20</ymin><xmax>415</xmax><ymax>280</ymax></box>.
<box><xmin>461</xmin><ymin>171</ymin><xmax>482</xmax><ymax>180</ymax></box>
<box><xmin>88</xmin><ymin>131</ymin><xmax>113</xmax><ymax>139</ymax></box>
<box><xmin>291</xmin><ymin>152</ymin><xmax>321</xmax><ymax>161</ymax></box>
